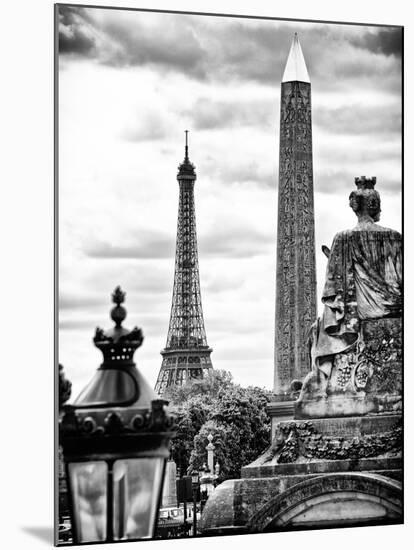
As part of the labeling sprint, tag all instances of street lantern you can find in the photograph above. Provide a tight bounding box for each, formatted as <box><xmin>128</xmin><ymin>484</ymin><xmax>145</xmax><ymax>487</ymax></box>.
<box><xmin>60</xmin><ymin>287</ymin><xmax>175</xmax><ymax>544</ymax></box>
<box><xmin>190</xmin><ymin>470</ymin><xmax>200</xmax><ymax>486</ymax></box>
<box><xmin>199</xmin><ymin>468</ymin><xmax>216</xmax><ymax>498</ymax></box>
<box><xmin>190</xmin><ymin>469</ymin><xmax>200</xmax><ymax>537</ymax></box>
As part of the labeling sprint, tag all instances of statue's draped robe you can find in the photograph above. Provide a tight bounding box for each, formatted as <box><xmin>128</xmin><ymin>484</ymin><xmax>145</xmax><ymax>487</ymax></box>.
<box><xmin>312</xmin><ymin>226</ymin><xmax>402</xmax><ymax>372</ymax></box>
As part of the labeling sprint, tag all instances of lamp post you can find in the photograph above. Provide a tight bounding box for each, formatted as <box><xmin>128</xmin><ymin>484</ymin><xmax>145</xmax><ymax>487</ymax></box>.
<box><xmin>60</xmin><ymin>287</ymin><xmax>175</xmax><ymax>544</ymax></box>
<box><xmin>190</xmin><ymin>470</ymin><xmax>199</xmax><ymax>536</ymax></box>
<box><xmin>206</xmin><ymin>434</ymin><xmax>215</xmax><ymax>473</ymax></box>
<box><xmin>199</xmin><ymin>434</ymin><xmax>220</xmax><ymax>511</ymax></box>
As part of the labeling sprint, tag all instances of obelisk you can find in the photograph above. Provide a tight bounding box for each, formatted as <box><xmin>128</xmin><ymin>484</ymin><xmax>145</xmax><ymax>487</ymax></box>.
<box><xmin>272</xmin><ymin>34</ymin><xmax>317</xmax><ymax>417</ymax></box>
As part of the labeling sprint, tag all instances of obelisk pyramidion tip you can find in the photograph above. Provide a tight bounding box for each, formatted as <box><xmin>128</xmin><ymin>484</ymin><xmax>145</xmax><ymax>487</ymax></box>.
<box><xmin>282</xmin><ymin>33</ymin><xmax>310</xmax><ymax>83</ymax></box>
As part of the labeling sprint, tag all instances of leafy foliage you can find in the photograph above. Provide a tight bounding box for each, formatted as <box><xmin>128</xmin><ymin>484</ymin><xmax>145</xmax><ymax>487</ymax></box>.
<box><xmin>164</xmin><ymin>369</ymin><xmax>234</xmax><ymax>403</ymax></box>
<box><xmin>167</xmin><ymin>370</ymin><xmax>271</xmax><ymax>480</ymax></box>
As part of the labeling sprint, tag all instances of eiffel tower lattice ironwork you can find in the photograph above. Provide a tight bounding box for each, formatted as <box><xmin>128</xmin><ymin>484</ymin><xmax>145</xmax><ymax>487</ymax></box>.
<box><xmin>155</xmin><ymin>132</ymin><xmax>213</xmax><ymax>395</ymax></box>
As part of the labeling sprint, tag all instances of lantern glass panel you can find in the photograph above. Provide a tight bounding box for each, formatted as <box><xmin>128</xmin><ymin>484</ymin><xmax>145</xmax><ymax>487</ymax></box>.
<box><xmin>68</xmin><ymin>461</ymin><xmax>108</xmax><ymax>543</ymax></box>
<box><xmin>113</xmin><ymin>457</ymin><xmax>164</xmax><ymax>540</ymax></box>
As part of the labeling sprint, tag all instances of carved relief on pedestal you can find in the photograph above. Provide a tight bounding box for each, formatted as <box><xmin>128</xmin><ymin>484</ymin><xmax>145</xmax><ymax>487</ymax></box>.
<box><xmin>266</xmin><ymin>416</ymin><xmax>402</xmax><ymax>464</ymax></box>
<box><xmin>327</xmin><ymin>319</ymin><xmax>402</xmax><ymax>399</ymax></box>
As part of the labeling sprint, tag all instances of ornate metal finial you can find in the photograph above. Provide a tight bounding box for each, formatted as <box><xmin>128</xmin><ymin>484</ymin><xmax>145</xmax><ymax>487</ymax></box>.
<box><xmin>110</xmin><ymin>286</ymin><xmax>127</xmax><ymax>327</ymax></box>
<box><xmin>207</xmin><ymin>433</ymin><xmax>213</xmax><ymax>443</ymax></box>
<box><xmin>93</xmin><ymin>287</ymin><xmax>144</xmax><ymax>365</ymax></box>
<box><xmin>112</xmin><ymin>285</ymin><xmax>126</xmax><ymax>306</ymax></box>
<box><xmin>355</xmin><ymin>176</ymin><xmax>377</xmax><ymax>190</ymax></box>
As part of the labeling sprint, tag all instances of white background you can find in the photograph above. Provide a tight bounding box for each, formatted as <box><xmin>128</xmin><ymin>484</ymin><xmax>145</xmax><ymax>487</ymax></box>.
<box><xmin>0</xmin><ymin>1</ymin><xmax>412</xmax><ymax>549</ymax></box>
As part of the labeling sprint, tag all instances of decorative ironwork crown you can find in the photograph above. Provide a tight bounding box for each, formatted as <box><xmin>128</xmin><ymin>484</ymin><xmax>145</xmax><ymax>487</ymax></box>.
<box><xmin>178</xmin><ymin>130</ymin><xmax>196</xmax><ymax>178</ymax></box>
<box><xmin>355</xmin><ymin>176</ymin><xmax>377</xmax><ymax>190</ymax></box>
<box><xmin>93</xmin><ymin>286</ymin><xmax>144</xmax><ymax>366</ymax></box>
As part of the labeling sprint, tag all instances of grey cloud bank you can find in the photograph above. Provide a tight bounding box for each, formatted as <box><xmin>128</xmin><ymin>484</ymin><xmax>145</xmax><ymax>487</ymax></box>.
<box><xmin>314</xmin><ymin>104</ymin><xmax>401</xmax><ymax>136</ymax></box>
<box><xmin>315</xmin><ymin>171</ymin><xmax>401</xmax><ymax>195</ymax></box>
<box><xmin>86</xmin><ymin>229</ymin><xmax>175</xmax><ymax>260</ymax></box>
<box><xmin>350</xmin><ymin>28</ymin><xmax>402</xmax><ymax>57</ymax></box>
<box><xmin>85</xmin><ymin>222</ymin><xmax>274</xmax><ymax>261</ymax></box>
<box><xmin>183</xmin><ymin>98</ymin><xmax>274</xmax><ymax>130</ymax></box>
<box><xmin>59</xmin><ymin>6</ymin><xmax>401</xmax><ymax>90</ymax></box>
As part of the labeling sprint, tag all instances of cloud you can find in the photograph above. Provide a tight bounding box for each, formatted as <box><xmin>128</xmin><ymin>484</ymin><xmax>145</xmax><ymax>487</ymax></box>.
<box><xmin>203</xmin><ymin>22</ymin><xmax>293</xmax><ymax>85</ymax></box>
<box><xmin>207</xmin><ymin>22</ymin><xmax>400</xmax><ymax>88</ymax></box>
<box><xmin>59</xmin><ymin>319</ymin><xmax>97</xmax><ymax>331</ymax></box>
<box><xmin>101</xmin><ymin>15</ymin><xmax>206</xmax><ymax>77</ymax></box>
<box><xmin>127</xmin><ymin>274</ymin><xmax>172</xmax><ymax>295</ymax></box>
<box><xmin>204</xmin><ymin>157</ymin><xmax>276</xmax><ymax>189</ymax></box>
<box><xmin>315</xmin><ymin>170</ymin><xmax>401</xmax><ymax>195</ymax></box>
<box><xmin>204</xmin><ymin>273</ymin><xmax>244</xmax><ymax>293</ymax></box>
<box><xmin>58</xmin><ymin>6</ymin><xmax>207</xmax><ymax>77</ymax></box>
<box><xmin>183</xmin><ymin>97</ymin><xmax>273</xmax><ymax>130</ymax></box>
<box><xmin>59</xmin><ymin>294</ymin><xmax>103</xmax><ymax>310</ymax></box>
<box><xmin>59</xmin><ymin>312</ymin><xmax>166</xmax><ymax>334</ymax></box>
<box><xmin>58</xmin><ymin>8</ymin><xmax>402</xmax><ymax>96</ymax></box>
<box><xmin>122</xmin><ymin>110</ymin><xmax>172</xmax><ymax>142</ymax></box>
<box><xmin>315</xmin><ymin>138</ymin><xmax>401</xmax><ymax>167</ymax></box>
<box><xmin>314</xmin><ymin>104</ymin><xmax>401</xmax><ymax>136</ymax></box>
<box><xmin>350</xmin><ymin>28</ymin><xmax>402</xmax><ymax>57</ymax></box>
<box><xmin>199</xmin><ymin>223</ymin><xmax>274</xmax><ymax>258</ymax></box>
<box><xmin>58</xmin><ymin>6</ymin><xmax>96</xmax><ymax>56</ymax></box>
<box><xmin>85</xmin><ymin>229</ymin><xmax>175</xmax><ymax>260</ymax></box>
<box><xmin>73</xmin><ymin>260</ymin><xmax>174</xmax><ymax>299</ymax></box>
<box><xmin>85</xmin><ymin>221</ymin><xmax>273</xmax><ymax>262</ymax></box>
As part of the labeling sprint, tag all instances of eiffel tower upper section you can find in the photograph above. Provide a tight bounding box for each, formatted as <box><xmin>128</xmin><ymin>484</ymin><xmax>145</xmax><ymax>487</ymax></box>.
<box><xmin>155</xmin><ymin>132</ymin><xmax>213</xmax><ymax>396</ymax></box>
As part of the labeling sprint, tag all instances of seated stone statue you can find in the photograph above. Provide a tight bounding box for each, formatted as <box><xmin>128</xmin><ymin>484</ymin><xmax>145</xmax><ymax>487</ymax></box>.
<box><xmin>296</xmin><ymin>177</ymin><xmax>402</xmax><ymax>418</ymax></box>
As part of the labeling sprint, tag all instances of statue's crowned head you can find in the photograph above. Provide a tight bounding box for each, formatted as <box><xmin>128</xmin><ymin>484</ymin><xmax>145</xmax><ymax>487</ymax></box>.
<box><xmin>349</xmin><ymin>176</ymin><xmax>381</xmax><ymax>222</ymax></box>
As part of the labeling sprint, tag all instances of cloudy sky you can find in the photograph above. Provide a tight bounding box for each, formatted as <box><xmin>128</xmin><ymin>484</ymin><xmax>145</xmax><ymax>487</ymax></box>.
<box><xmin>58</xmin><ymin>5</ymin><xmax>402</xmax><ymax>398</ymax></box>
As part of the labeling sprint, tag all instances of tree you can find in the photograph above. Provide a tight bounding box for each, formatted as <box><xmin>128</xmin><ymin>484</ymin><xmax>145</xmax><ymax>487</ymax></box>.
<box><xmin>164</xmin><ymin>369</ymin><xmax>234</xmax><ymax>403</ymax></box>
<box><xmin>190</xmin><ymin>385</ymin><xmax>271</xmax><ymax>480</ymax></box>
<box><xmin>169</xmin><ymin>395</ymin><xmax>211</xmax><ymax>474</ymax></box>
<box><xmin>59</xmin><ymin>364</ymin><xmax>72</xmax><ymax>411</ymax></box>
<box><xmin>167</xmin><ymin>370</ymin><xmax>271</xmax><ymax>480</ymax></box>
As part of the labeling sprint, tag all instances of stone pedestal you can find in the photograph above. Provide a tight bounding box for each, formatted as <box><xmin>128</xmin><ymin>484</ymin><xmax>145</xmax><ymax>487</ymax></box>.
<box><xmin>199</xmin><ymin>414</ymin><xmax>402</xmax><ymax>535</ymax></box>
<box><xmin>266</xmin><ymin>396</ymin><xmax>295</xmax><ymax>439</ymax></box>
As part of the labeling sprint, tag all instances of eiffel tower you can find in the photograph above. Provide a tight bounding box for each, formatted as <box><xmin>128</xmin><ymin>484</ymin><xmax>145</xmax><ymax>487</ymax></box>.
<box><xmin>155</xmin><ymin>132</ymin><xmax>213</xmax><ymax>396</ymax></box>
